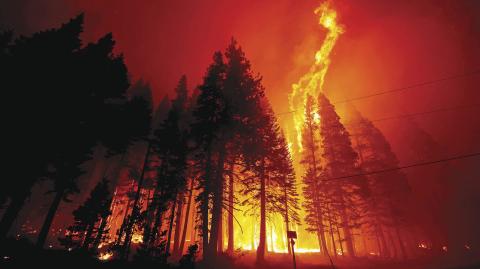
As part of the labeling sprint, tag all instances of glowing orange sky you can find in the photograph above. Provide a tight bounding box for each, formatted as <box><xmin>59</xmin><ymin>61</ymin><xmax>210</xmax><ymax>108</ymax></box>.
<box><xmin>1</xmin><ymin>0</ymin><xmax>479</xmax><ymax>155</ymax></box>
<box><xmin>2</xmin><ymin>0</ymin><xmax>480</xmax><ymax>251</ymax></box>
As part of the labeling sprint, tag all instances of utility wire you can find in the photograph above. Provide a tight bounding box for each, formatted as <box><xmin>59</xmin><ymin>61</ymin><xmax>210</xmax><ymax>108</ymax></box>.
<box><xmin>343</xmin><ymin>103</ymin><xmax>480</xmax><ymax>127</ymax></box>
<box><xmin>276</xmin><ymin>70</ymin><xmax>480</xmax><ymax>116</ymax></box>
<box><xmin>332</xmin><ymin>70</ymin><xmax>480</xmax><ymax>104</ymax></box>
<box><xmin>277</xmin><ymin>103</ymin><xmax>480</xmax><ymax>132</ymax></box>
<box><xmin>322</xmin><ymin>152</ymin><xmax>480</xmax><ymax>183</ymax></box>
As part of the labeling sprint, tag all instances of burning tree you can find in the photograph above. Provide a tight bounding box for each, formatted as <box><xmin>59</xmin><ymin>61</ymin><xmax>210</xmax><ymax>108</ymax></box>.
<box><xmin>301</xmin><ymin>94</ymin><xmax>330</xmax><ymax>256</ymax></box>
<box><xmin>314</xmin><ymin>93</ymin><xmax>370</xmax><ymax>257</ymax></box>
<box><xmin>241</xmin><ymin>102</ymin><xmax>300</xmax><ymax>262</ymax></box>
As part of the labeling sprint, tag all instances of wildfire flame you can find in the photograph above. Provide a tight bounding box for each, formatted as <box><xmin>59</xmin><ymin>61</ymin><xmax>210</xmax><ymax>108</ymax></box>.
<box><xmin>132</xmin><ymin>233</ymin><xmax>144</xmax><ymax>244</ymax></box>
<box><xmin>234</xmin><ymin>1</ymin><xmax>345</xmax><ymax>254</ymax></box>
<box><xmin>98</xmin><ymin>252</ymin><xmax>113</xmax><ymax>261</ymax></box>
<box><xmin>288</xmin><ymin>1</ymin><xmax>344</xmax><ymax>152</ymax></box>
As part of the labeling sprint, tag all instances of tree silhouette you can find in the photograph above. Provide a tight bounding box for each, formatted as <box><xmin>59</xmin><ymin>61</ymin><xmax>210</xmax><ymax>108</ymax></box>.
<box><xmin>301</xmin><ymin>94</ymin><xmax>331</xmax><ymax>256</ymax></box>
<box><xmin>59</xmin><ymin>178</ymin><xmax>112</xmax><ymax>251</ymax></box>
<box><xmin>348</xmin><ymin>105</ymin><xmax>412</xmax><ymax>259</ymax></box>
<box><xmin>0</xmin><ymin>14</ymin><xmax>151</xmax><ymax>248</ymax></box>
<box><xmin>191</xmin><ymin>51</ymin><xmax>227</xmax><ymax>259</ymax></box>
<box><xmin>317</xmin><ymin>93</ymin><xmax>370</xmax><ymax>257</ymax></box>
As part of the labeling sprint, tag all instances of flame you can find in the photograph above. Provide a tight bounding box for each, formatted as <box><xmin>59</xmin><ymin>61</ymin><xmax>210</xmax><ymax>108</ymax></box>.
<box><xmin>98</xmin><ymin>252</ymin><xmax>113</xmax><ymax>261</ymax></box>
<box><xmin>418</xmin><ymin>243</ymin><xmax>429</xmax><ymax>249</ymax></box>
<box><xmin>96</xmin><ymin>1</ymin><xmax>345</xmax><ymax>256</ymax></box>
<box><xmin>288</xmin><ymin>1</ymin><xmax>344</xmax><ymax>152</ymax></box>
<box><xmin>132</xmin><ymin>233</ymin><xmax>143</xmax><ymax>244</ymax></box>
<box><xmin>233</xmin><ymin>1</ymin><xmax>345</xmax><ymax>254</ymax></box>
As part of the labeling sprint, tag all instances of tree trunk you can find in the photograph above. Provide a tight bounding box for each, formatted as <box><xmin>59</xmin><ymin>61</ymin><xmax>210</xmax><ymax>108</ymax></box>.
<box><xmin>227</xmin><ymin>162</ymin><xmax>235</xmax><ymax>255</ymax></box>
<box><xmin>150</xmin><ymin>199</ymin><xmax>165</xmax><ymax>246</ymax></box>
<box><xmin>361</xmin><ymin>232</ymin><xmax>368</xmax><ymax>257</ymax></box>
<box><xmin>217</xmin><ymin>207</ymin><xmax>223</xmax><ymax>253</ymax></box>
<box><xmin>36</xmin><ymin>189</ymin><xmax>64</xmax><ymax>248</ymax></box>
<box><xmin>93</xmin><ymin>217</ymin><xmax>108</xmax><ymax>249</ymax></box>
<box><xmin>201</xmin><ymin>147</ymin><xmax>212</xmax><ymax>259</ymax></box>
<box><xmin>166</xmin><ymin>197</ymin><xmax>178</xmax><ymax>256</ymax></box>
<box><xmin>179</xmin><ymin>177</ymin><xmax>194</xmax><ymax>255</ymax></box>
<box><xmin>340</xmin><ymin>204</ymin><xmax>355</xmax><ymax>257</ymax></box>
<box><xmin>82</xmin><ymin>223</ymin><xmax>95</xmax><ymax>249</ymax></box>
<box><xmin>208</xmin><ymin>145</ymin><xmax>226</xmax><ymax>258</ymax></box>
<box><xmin>285</xmin><ymin>187</ymin><xmax>291</xmax><ymax>254</ymax></box>
<box><xmin>0</xmin><ymin>193</ymin><xmax>28</xmax><ymax>239</ymax></box>
<box><xmin>256</xmin><ymin>159</ymin><xmax>267</xmax><ymax>264</ymax></box>
<box><xmin>316</xmin><ymin>207</ymin><xmax>329</xmax><ymax>256</ymax></box>
<box><xmin>173</xmin><ymin>192</ymin><xmax>185</xmax><ymax>256</ymax></box>
<box><xmin>123</xmin><ymin>142</ymin><xmax>151</xmax><ymax>259</ymax></box>
<box><xmin>116</xmin><ymin>194</ymin><xmax>133</xmax><ymax>245</ymax></box>
<box><xmin>375</xmin><ymin>228</ymin><xmax>383</xmax><ymax>256</ymax></box>
<box><xmin>377</xmin><ymin>224</ymin><xmax>390</xmax><ymax>258</ymax></box>
<box><xmin>327</xmin><ymin>204</ymin><xmax>337</xmax><ymax>257</ymax></box>
<box><xmin>336</xmin><ymin>222</ymin><xmax>344</xmax><ymax>255</ymax></box>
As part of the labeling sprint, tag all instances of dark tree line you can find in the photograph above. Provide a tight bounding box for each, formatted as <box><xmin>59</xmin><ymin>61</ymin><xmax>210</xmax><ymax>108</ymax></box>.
<box><xmin>300</xmin><ymin>93</ymin><xmax>417</xmax><ymax>260</ymax></box>
<box><xmin>1</xmin><ymin>15</ymin><xmax>301</xmax><ymax>266</ymax></box>
<box><xmin>0</xmin><ymin>14</ymin><xmax>151</xmax><ymax>249</ymax></box>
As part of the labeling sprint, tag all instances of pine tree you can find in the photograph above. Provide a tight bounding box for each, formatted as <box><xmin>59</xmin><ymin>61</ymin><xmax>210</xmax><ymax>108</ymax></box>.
<box><xmin>241</xmin><ymin>101</ymin><xmax>299</xmax><ymax>263</ymax></box>
<box><xmin>0</xmin><ymin>14</ymin><xmax>151</xmax><ymax>247</ymax></box>
<box><xmin>59</xmin><ymin>178</ymin><xmax>112</xmax><ymax>251</ymax></box>
<box><xmin>317</xmin><ymin>93</ymin><xmax>370</xmax><ymax>257</ymax></box>
<box><xmin>301</xmin><ymin>94</ymin><xmax>330</xmax><ymax>256</ymax></box>
<box><xmin>191</xmin><ymin>51</ymin><xmax>227</xmax><ymax>259</ymax></box>
<box><xmin>348</xmin><ymin>106</ymin><xmax>412</xmax><ymax>259</ymax></box>
<box><xmin>272</xmin><ymin>131</ymin><xmax>300</xmax><ymax>254</ymax></box>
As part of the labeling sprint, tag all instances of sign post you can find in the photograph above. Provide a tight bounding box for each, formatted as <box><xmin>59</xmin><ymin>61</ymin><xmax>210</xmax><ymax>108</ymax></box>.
<box><xmin>287</xmin><ymin>231</ymin><xmax>297</xmax><ymax>269</ymax></box>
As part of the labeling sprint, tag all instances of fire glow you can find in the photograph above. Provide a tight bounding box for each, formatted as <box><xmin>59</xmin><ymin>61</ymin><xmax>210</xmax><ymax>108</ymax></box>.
<box><xmin>288</xmin><ymin>1</ymin><xmax>344</xmax><ymax>153</ymax></box>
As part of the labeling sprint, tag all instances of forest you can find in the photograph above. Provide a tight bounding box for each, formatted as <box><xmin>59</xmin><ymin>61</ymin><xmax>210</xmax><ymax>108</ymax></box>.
<box><xmin>1</xmin><ymin>2</ymin><xmax>480</xmax><ymax>269</ymax></box>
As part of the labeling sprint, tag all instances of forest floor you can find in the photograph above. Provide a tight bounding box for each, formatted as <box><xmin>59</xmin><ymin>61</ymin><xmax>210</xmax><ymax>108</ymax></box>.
<box><xmin>227</xmin><ymin>251</ymin><xmax>480</xmax><ymax>269</ymax></box>
<box><xmin>1</xmin><ymin>238</ymin><xmax>479</xmax><ymax>269</ymax></box>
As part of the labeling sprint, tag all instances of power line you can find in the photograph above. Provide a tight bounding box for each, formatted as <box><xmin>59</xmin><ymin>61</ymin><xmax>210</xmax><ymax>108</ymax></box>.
<box><xmin>343</xmin><ymin>103</ymin><xmax>480</xmax><ymax>127</ymax></box>
<box><xmin>276</xmin><ymin>70</ymin><xmax>480</xmax><ymax>116</ymax></box>
<box><xmin>278</xmin><ymin>103</ymin><xmax>480</xmax><ymax>132</ymax></box>
<box><xmin>323</xmin><ymin>152</ymin><xmax>480</xmax><ymax>183</ymax></box>
<box><xmin>332</xmin><ymin>70</ymin><xmax>480</xmax><ymax>104</ymax></box>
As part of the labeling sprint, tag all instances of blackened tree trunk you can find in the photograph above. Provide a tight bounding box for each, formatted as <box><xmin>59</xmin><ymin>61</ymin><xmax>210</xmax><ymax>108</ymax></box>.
<box><xmin>0</xmin><ymin>193</ymin><xmax>28</xmax><ymax>239</ymax></box>
<box><xmin>217</xmin><ymin>207</ymin><xmax>223</xmax><ymax>253</ymax></box>
<box><xmin>93</xmin><ymin>217</ymin><xmax>108</xmax><ymax>249</ymax></box>
<box><xmin>256</xmin><ymin>159</ymin><xmax>266</xmax><ymax>264</ymax></box>
<box><xmin>150</xmin><ymin>199</ymin><xmax>165</xmax><ymax>246</ymax></box>
<box><xmin>173</xmin><ymin>192</ymin><xmax>185</xmax><ymax>256</ymax></box>
<box><xmin>179</xmin><ymin>177</ymin><xmax>194</xmax><ymax>255</ymax></box>
<box><xmin>166</xmin><ymin>197</ymin><xmax>178</xmax><ymax>256</ymax></box>
<box><xmin>340</xmin><ymin>203</ymin><xmax>355</xmax><ymax>256</ymax></box>
<box><xmin>335</xmin><ymin>222</ymin><xmax>345</xmax><ymax>255</ymax></box>
<box><xmin>36</xmin><ymin>188</ymin><xmax>64</xmax><ymax>248</ymax></box>
<box><xmin>227</xmin><ymin>162</ymin><xmax>235</xmax><ymax>254</ymax></box>
<box><xmin>123</xmin><ymin>142</ymin><xmax>151</xmax><ymax>258</ymax></box>
<box><xmin>285</xmin><ymin>186</ymin><xmax>291</xmax><ymax>254</ymax></box>
<box><xmin>82</xmin><ymin>224</ymin><xmax>95</xmax><ymax>249</ymax></box>
<box><xmin>329</xmin><ymin>220</ymin><xmax>337</xmax><ymax>257</ymax></box>
<box><xmin>208</xmin><ymin>145</ymin><xmax>226</xmax><ymax>257</ymax></box>
<box><xmin>201</xmin><ymin>148</ymin><xmax>212</xmax><ymax>259</ymax></box>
